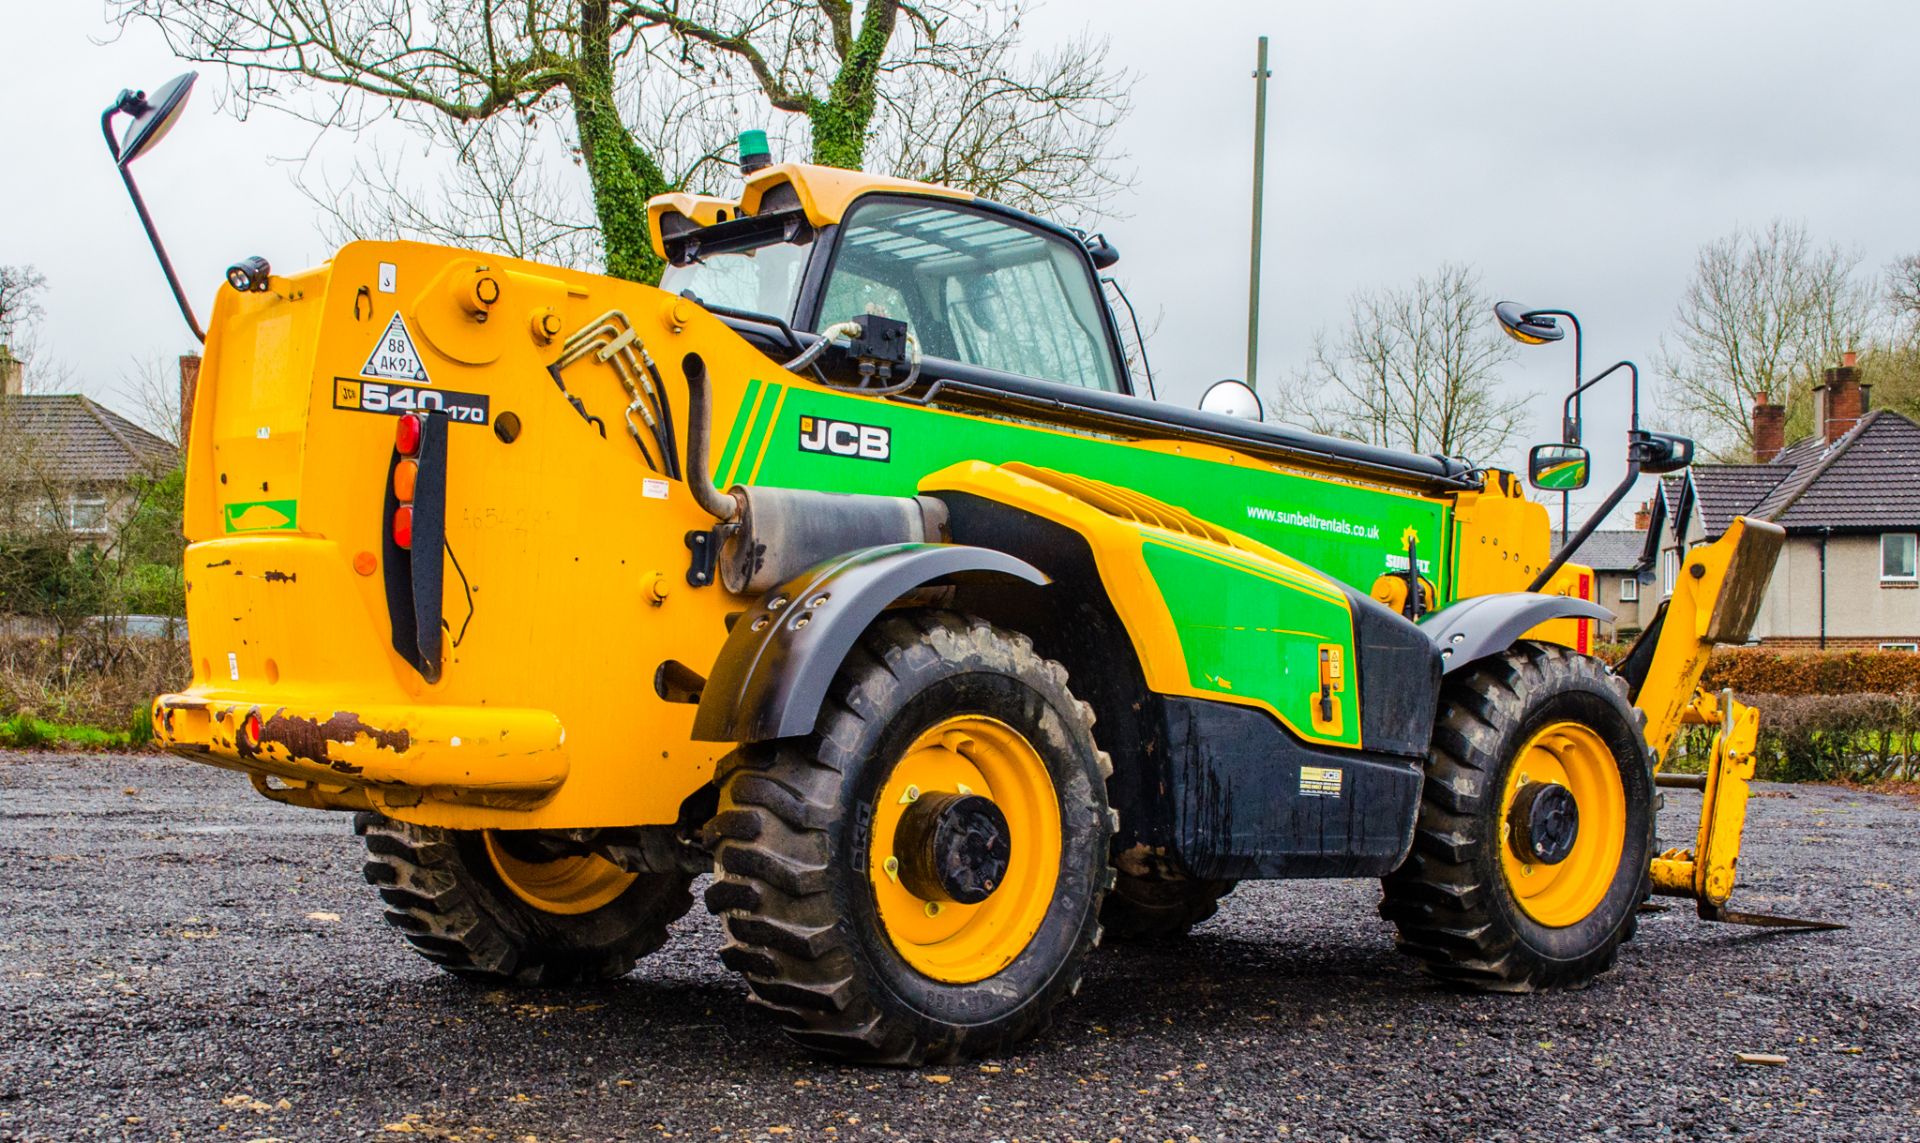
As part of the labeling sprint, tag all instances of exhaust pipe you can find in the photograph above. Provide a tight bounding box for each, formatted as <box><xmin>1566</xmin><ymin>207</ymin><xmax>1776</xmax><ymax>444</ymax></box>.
<box><xmin>679</xmin><ymin>351</ymin><xmax>947</xmax><ymax>595</ymax></box>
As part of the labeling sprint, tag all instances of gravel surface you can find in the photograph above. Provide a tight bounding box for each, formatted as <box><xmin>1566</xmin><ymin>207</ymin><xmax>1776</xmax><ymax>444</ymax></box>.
<box><xmin>1</xmin><ymin>752</ymin><xmax>1915</xmax><ymax>1142</ymax></box>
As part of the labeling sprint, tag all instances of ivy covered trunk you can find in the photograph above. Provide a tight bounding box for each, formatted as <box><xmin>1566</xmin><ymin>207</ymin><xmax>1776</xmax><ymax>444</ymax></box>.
<box><xmin>808</xmin><ymin>0</ymin><xmax>899</xmax><ymax>170</ymax></box>
<box><xmin>572</xmin><ymin>0</ymin><xmax>672</xmax><ymax>283</ymax></box>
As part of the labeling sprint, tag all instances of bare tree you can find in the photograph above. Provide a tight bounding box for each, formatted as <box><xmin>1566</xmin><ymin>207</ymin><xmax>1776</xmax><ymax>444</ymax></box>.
<box><xmin>1657</xmin><ymin>220</ymin><xmax>1878</xmax><ymax>460</ymax></box>
<box><xmin>113</xmin><ymin>0</ymin><xmax>1130</xmax><ymax>281</ymax></box>
<box><xmin>870</xmin><ymin>30</ymin><xmax>1131</xmax><ymax>222</ymax></box>
<box><xmin>1277</xmin><ymin>264</ymin><xmax>1528</xmax><ymax>460</ymax></box>
<box><xmin>120</xmin><ymin>356</ymin><xmax>185</xmax><ymax>451</ymax></box>
<box><xmin>0</xmin><ymin>265</ymin><xmax>46</xmax><ymax>344</ymax></box>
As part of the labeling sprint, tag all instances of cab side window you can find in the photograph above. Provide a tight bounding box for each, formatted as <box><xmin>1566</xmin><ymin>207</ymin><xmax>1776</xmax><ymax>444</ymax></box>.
<box><xmin>817</xmin><ymin>199</ymin><xmax>1121</xmax><ymax>393</ymax></box>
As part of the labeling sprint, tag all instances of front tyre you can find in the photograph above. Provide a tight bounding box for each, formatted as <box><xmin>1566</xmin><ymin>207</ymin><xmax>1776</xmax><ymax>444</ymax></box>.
<box><xmin>1379</xmin><ymin>642</ymin><xmax>1654</xmax><ymax>991</ymax></box>
<box><xmin>356</xmin><ymin>815</ymin><xmax>694</xmax><ymax>985</ymax></box>
<box><xmin>705</xmin><ymin>611</ymin><xmax>1115</xmax><ymax>1064</ymax></box>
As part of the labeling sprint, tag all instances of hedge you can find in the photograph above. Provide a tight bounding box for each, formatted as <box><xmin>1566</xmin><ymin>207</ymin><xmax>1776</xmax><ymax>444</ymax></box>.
<box><xmin>1700</xmin><ymin>649</ymin><xmax>1920</xmax><ymax>697</ymax></box>
<box><xmin>1597</xmin><ymin>648</ymin><xmax>1920</xmax><ymax>782</ymax></box>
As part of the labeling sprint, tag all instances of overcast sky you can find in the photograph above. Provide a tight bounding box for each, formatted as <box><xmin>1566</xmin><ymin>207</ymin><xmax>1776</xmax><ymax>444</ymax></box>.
<box><xmin>5</xmin><ymin>1</ymin><xmax>1919</xmax><ymax>519</ymax></box>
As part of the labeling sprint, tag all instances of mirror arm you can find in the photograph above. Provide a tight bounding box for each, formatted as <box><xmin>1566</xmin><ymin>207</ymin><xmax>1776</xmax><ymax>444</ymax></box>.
<box><xmin>1527</xmin><ymin>457</ymin><xmax>1643</xmax><ymax>594</ymax></box>
<box><xmin>1526</xmin><ymin>309</ymin><xmax>1584</xmax><ymax>442</ymax></box>
<box><xmin>102</xmin><ymin>102</ymin><xmax>205</xmax><ymax>344</ymax></box>
<box><xmin>1561</xmin><ymin>360</ymin><xmax>1641</xmax><ymax>438</ymax></box>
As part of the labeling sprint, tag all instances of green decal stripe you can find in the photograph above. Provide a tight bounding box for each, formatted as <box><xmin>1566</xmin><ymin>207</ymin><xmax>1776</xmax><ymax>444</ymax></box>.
<box><xmin>744</xmin><ymin>385</ymin><xmax>791</xmax><ymax>484</ymax></box>
<box><xmin>713</xmin><ymin>378</ymin><xmax>764</xmax><ymax>485</ymax></box>
<box><xmin>1141</xmin><ymin>540</ymin><xmax>1361</xmax><ymax>747</ymax></box>
<box><xmin>1144</xmin><ymin>532</ymin><xmax>1347</xmax><ymax>606</ymax></box>
<box><xmin>726</xmin><ymin>382</ymin><xmax>785</xmax><ymax>488</ymax></box>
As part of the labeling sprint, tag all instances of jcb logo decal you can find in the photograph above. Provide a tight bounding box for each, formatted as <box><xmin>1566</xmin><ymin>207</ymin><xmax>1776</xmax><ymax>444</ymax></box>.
<box><xmin>798</xmin><ymin>416</ymin><xmax>890</xmax><ymax>462</ymax></box>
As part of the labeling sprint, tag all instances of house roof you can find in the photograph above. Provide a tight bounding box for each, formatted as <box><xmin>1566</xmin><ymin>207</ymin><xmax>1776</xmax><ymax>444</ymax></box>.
<box><xmin>1680</xmin><ymin>409</ymin><xmax>1920</xmax><ymax>537</ymax></box>
<box><xmin>1689</xmin><ymin>464</ymin><xmax>1787</xmax><ymax>536</ymax></box>
<box><xmin>1552</xmin><ymin>528</ymin><xmax>1650</xmax><ymax>571</ymax></box>
<box><xmin>1767</xmin><ymin>411</ymin><xmax>1920</xmax><ymax>530</ymax></box>
<box><xmin>0</xmin><ymin>394</ymin><xmax>178</xmax><ymax>483</ymax></box>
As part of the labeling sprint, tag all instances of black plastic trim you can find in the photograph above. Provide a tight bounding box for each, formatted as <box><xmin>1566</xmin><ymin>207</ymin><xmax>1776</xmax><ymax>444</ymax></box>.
<box><xmin>690</xmin><ymin>543</ymin><xmax>1049</xmax><ymax>743</ymax></box>
<box><xmin>381</xmin><ymin>412</ymin><xmax>448</xmax><ymax>682</ymax></box>
<box><xmin>1161</xmin><ymin>696</ymin><xmax>1425</xmax><ymax>880</ymax></box>
<box><xmin>1422</xmin><ymin>592</ymin><xmax>1614</xmax><ymax>675</ymax></box>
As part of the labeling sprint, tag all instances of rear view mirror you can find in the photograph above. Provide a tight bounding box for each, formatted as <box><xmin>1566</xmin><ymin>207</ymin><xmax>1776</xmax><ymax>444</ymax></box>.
<box><xmin>1199</xmin><ymin>379</ymin><xmax>1263</xmax><ymax>422</ymax></box>
<box><xmin>114</xmin><ymin>72</ymin><xmax>197</xmax><ymax>168</ymax></box>
<box><xmin>1633</xmin><ymin>430</ymin><xmax>1695</xmax><ymax>475</ymax></box>
<box><xmin>1529</xmin><ymin>443</ymin><xmax>1591</xmax><ymax>491</ymax></box>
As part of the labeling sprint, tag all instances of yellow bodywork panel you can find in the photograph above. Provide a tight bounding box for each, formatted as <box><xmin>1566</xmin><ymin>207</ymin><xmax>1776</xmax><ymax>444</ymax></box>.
<box><xmin>647</xmin><ymin>162</ymin><xmax>973</xmax><ymax>260</ymax></box>
<box><xmin>155</xmin><ymin>240</ymin><xmax>801</xmax><ymax>831</ymax></box>
<box><xmin>1450</xmin><ymin>472</ymin><xmax>1598</xmax><ymax>652</ymax></box>
<box><xmin>917</xmin><ymin>460</ymin><xmax>1360</xmax><ymax>747</ymax></box>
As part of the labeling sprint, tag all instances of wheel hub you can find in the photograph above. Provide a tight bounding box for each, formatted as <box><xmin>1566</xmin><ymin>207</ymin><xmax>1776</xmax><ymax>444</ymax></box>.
<box><xmin>1509</xmin><ymin>781</ymin><xmax>1580</xmax><ymax>866</ymax></box>
<box><xmin>893</xmin><ymin>792</ymin><xmax>1011</xmax><ymax>905</ymax></box>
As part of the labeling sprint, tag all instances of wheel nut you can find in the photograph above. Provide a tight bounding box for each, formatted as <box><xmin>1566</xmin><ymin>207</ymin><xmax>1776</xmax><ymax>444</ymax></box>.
<box><xmin>883</xmin><ymin>856</ymin><xmax>900</xmax><ymax>882</ymax></box>
<box><xmin>924</xmin><ymin>901</ymin><xmax>942</xmax><ymax>917</ymax></box>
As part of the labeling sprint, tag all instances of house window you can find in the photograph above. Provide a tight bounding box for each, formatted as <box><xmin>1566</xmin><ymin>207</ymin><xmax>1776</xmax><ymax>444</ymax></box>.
<box><xmin>1881</xmin><ymin>642</ymin><xmax>1918</xmax><ymax>653</ymax></box>
<box><xmin>68</xmin><ymin>498</ymin><xmax>108</xmax><ymax>535</ymax></box>
<box><xmin>1660</xmin><ymin>549</ymin><xmax>1679</xmax><ymax>596</ymax></box>
<box><xmin>1619</xmin><ymin>577</ymin><xmax>1639</xmax><ymax>603</ymax></box>
<box><xmin>1882</xmin><ymin>533</ymin><xmax>1917</xmax><ymax>583</ymax></box>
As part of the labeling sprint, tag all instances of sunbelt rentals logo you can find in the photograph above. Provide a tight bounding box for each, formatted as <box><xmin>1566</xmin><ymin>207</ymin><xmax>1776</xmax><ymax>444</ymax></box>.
<box><xmin>798</xmin><ymin>415</ymin><xmax>891</xmax><ymax>461</ymax></box>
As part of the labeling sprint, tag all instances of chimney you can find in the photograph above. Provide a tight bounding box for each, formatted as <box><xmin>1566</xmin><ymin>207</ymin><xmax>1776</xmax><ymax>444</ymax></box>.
<box><xmin>1633</xmin><ymin>499</ymin><xmax>1651</xmax><ymax>530</ymax></box>
<box><xmin>0</xmin><ymin>343</ymin><xmax>21</xmax><ymax>396</ymax></box>
<box><xmin>178</xmin><ymin>353</ymin><xmax>201</xmax><ymax>448</ymax></box>
<box><xmin>1751</xmin><ymin>389</ymin><xmax>1786</xmax><ymax>462</ymax></box>
<box><xmin>1817</xmin><ymin>351</ymin><xmax>1864</xmax><ymax>444</ymax></box>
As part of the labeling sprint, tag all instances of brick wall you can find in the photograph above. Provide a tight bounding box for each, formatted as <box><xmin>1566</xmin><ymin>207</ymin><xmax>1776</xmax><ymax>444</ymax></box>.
<box><xmin>1759</xmin><ymin>635</ymin><xmax>1920</xmax><ymax>651</ymax></box>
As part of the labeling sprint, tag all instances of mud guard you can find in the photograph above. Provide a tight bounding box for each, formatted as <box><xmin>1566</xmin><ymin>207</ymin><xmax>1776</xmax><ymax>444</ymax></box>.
<box><xmin>1422</xmin><ymin>592</ymin><xmax>1614</xmax><ymax>675</ymax></box>
<box><xmin>691</xmin><ymin>543</ymin><xmax>1048</xmax><ymax>743</ymax></box>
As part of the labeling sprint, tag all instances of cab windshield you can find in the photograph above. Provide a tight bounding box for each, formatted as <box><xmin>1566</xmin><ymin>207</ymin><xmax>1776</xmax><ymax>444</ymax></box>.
<box><xmin>658</xmin><ymin>243</ymin><xmax>807</xmax><ymax>322</ymax></box>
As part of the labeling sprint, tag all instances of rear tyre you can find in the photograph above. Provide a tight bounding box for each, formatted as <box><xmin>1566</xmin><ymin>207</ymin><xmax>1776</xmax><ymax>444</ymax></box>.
<box><xmin>356</xmin><ymin>814</ymin><xmax>694</xmax><ymax>985</ymax></box>
<box><xmin>705</xmin><ymin>611</ymin><xmax>1115</xmax><ymax>1064</ymax></box>
<box><xmin>1100</xmin><ymin>873</ymin><xmax>1236</xmax><ymax>941</ymax></box>
<box><xmin>1379</xmin><ymin>642</ymin><xmax>1653</xmax><ymax>992</ymax></box>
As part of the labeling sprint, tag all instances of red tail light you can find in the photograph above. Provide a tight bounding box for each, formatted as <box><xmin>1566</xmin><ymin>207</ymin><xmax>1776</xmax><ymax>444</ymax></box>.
<box><xmin>393</xmin><ymin>504</ymin><xmax>414</xmax><ymax>549</ymax></box>
<box><xmin>242</xmin><ymin>711</ymin><xmax>263</xmax><ymax>746</ymax></box>
<box><xmin>395</xmin><ymin>413</ymin><xmax>423</xmax><ymax>456</ymax></box>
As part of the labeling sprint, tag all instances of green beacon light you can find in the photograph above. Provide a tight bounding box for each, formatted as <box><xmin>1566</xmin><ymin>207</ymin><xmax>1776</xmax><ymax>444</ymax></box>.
<box><xmin>738</xmin><ymin>129</ymin><xmax>772</xmax><ymax>175</ymax></box>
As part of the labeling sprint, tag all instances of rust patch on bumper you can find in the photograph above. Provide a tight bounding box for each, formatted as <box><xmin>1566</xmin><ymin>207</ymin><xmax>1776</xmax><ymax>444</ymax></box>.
<box><xmin>258</xmin><ymin>710</ymin><xmax>412</xmax><ymax>770</ymax></box>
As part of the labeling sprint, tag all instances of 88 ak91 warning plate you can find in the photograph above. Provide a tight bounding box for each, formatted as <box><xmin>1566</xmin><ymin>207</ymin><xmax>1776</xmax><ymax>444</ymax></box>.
<box><xmin>334</xmin><ymin>378</ymin><xmax>490</xmax><ymax>424</ymax></box>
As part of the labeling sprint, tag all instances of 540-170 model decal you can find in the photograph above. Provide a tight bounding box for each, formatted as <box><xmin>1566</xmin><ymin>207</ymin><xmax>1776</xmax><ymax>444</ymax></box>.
<box><xmin>334</xmin><ymin>378</ymin><xmax>490</xmax><ymax>424</ymax></box>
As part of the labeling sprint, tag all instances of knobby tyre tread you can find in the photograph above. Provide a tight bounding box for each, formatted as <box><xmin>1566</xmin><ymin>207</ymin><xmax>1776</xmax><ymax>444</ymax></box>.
<box><xmin>1379</xmin><ymin>641</ymin><xmax>1654</xmax><ymax>992</ymax></box>
<box><xmin>705</xmin><ymin>610</ymin><xmax>1115</xmax><ymax>1064</ymax></box>
<box><xmin>356</xmin><ymin>813</ymin><xmax>694</xmax><ymax>986</ymax></box>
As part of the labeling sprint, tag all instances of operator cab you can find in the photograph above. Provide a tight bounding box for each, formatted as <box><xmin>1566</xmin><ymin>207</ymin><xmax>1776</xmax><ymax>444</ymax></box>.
<box><xmin>649</xmin><ymin>138</ymin><xmax>1475</xmax><ymax>491</ymax></box>
<box><xmin>657</xmin><ymin>175</ymin><xmax>1131</xmax><ymax>397</ymax></box>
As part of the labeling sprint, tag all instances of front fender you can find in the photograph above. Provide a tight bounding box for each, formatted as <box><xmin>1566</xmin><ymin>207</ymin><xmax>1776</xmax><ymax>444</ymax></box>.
<box><xmin>1423</xmin><ymin>593</ymin><xmax>1614</xmax><ymax>674</ymax></box>
<box><xmin>690</xmin><ymin>543</ymin><xmax>1048</xmax><ymax>743</ymax></box>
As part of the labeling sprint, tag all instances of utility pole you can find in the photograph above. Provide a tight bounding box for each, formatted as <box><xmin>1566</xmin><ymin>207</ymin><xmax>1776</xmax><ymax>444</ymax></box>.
<box><xmin>1245</xmin><ymin>35</ymin><xmax>1272</xmax><ymax>388</ymax></box>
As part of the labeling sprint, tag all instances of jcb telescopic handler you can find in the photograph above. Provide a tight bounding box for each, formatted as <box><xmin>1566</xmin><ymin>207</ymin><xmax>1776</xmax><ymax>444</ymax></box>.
<box><xmin>109</xmin><ymin>77</ymin><xmax>1830</xmax><ymax>1063</ymax></box>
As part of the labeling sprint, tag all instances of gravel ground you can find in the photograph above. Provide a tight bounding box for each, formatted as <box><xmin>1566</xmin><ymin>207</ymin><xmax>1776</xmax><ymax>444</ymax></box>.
<box><xmin>0</xmin><ymin>752</ymin><xmax>1915</xmax><ymax>1142</ymax></box>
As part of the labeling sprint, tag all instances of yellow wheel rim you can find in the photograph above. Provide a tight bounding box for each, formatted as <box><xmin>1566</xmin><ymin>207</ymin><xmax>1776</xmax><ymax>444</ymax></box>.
<box><xmin>482</xmin><ymin>832</ymin><xmax>637</xmax><ymax>916</ymax></box>
<box><xmin>1498</xmin><ymin>721</ymin><xmax>1627</xmax><ymax>928</ymax></box>
<box><xmin>869</xmin><ymin>716</ymin><xmax>1062</xmax><ymax>984</ymax></box>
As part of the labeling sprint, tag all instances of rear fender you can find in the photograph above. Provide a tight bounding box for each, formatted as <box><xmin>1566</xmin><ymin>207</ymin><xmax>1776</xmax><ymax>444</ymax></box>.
<box><xmin>690</xmin><ymin>543</ymin><xmax>1047</xmax><ymax>743</ymax></box>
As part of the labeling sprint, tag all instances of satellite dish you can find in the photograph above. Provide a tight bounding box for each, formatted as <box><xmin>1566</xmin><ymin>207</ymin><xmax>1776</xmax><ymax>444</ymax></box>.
<box><xmin>1199</xmin><ymin>379</ymin><xmax>1264</xmax><ymax>422</ymax></box>
<box><xmin>116</xmin><ymin>72</ymin><xmax>198</xmax><ymax>168</ymax></box>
